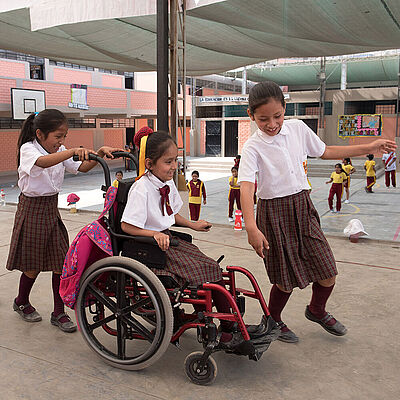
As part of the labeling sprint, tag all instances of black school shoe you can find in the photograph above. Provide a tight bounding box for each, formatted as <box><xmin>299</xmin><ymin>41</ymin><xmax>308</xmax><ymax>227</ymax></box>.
<box><xmin>13</xmin><ymin>299</ymin><xmax>42</xmax><ymax>322</ymax></box>
<box><xmin>305</xmin><ymin>306</ymin><xmax>347</xmax><ymax>336</ymax></box>
<box><xmin>276</xmin><ymin>321</ymin><xmax>299</xmax><ymax>343</ymax></box>
<box><xmin>50</xmin><ymin>313</ymin><xmax>77</xmax><ymax>333</ymax></box>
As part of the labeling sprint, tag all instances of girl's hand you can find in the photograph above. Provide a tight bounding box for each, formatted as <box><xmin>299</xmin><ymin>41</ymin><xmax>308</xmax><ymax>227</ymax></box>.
<box><xmin>247</xmin><ymin>227</ymin><xmax>269</xmax><ymax>258</ymax></box>
<box><xmin>97</xmin><ymin>146</ymin><xmax>125</xmax><ymax>158</ymax></box>
<box><xmin>369</xmin><ymin>139</ymin><xmax>397</xmax><ymax>154</ymax></box>
<box><xmin>153</xmin><ymin>232</ymin><xmax>170</xmax><ymax>251</ymax></box>
<box><xmin>193</xmin><ymin>220</ymin><xmax>212</xmax><ymax>232</ymax></box>
<box><xmin>73</xmin><ymin>147</ymin><xmax>97</xmax><ymax>161</ymax></box>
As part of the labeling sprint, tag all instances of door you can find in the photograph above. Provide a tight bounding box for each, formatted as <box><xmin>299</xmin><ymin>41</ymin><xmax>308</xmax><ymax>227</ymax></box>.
<box><xmin>224</xmin><ymin>120</ymin><xmax>238</xmax><ymax>157</ymax></box>
<box><xmin>205</xmin><ymin>121</ymin><xmax>221</xmax><ymax>156</ymax></box>
<box><xmin>126</xmin><ymin>127</ymin><xmax>135</xmax><ymax>146</ymax></box>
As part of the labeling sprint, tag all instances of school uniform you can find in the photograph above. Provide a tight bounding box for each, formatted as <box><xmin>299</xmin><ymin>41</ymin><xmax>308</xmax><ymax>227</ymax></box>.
<box><xmin>328</xmin><ymin>171</ymin><xmax>347</xmax><ymax>211</ymax></box>
<box><xmin>228</xmin><ymin>176</ymin><xmax>241</xmax><ymax>218</ymax></box>
<box><xmin>6</xmin><ymin>140</ymin><xmax>81</xmax><ymax>272</ymax></box>
<box><xmin>121</xmin><ymin>172</ymin><xmax>222</xmax><ymax>286</ymax></box>
<box><xmin>238</xmin><ymin>119</ymin><xmax>337</xmax><ymax>292</ymax></box>
<box><xmin>364</xmin><ymin>160</ymin><xmax>376</xmax><ymax>192</ymax></box>
<box><xmin>382</xmin><ymin>152</ymin><xmax>396</xmax><ymax>188</ymax></box>
<box><xmin>342</xmin><ymin>164</ymin><xmax>354</xmax><ymax>189</ymax></box>
<box><xmin>187</xmin><ymin>179</ymin><xmax>206</xmax><ymax>221</ymax></box>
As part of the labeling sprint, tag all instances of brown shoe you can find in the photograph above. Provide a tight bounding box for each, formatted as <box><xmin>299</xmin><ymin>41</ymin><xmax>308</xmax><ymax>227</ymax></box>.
<box><xmin>13</xmin><ymin>299</ymin><xmax>42</xmax><ymax>322</ymax></box>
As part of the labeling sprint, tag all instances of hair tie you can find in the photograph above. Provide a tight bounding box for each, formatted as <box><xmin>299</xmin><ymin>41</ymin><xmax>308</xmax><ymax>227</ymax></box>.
<box><xmin>134</xmin><ymin>127</ymin><xmax>154</xmax><ymax>181</ymax></box>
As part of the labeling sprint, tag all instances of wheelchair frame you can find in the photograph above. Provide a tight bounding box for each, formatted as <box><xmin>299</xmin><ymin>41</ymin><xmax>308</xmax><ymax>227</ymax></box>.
<box><xmin>73</xmin><ymin>152</ymin><xmax>279</xmax><ymax>385</ymax></box>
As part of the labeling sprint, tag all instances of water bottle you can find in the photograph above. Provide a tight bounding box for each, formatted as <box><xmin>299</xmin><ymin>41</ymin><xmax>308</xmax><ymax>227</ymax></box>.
<box><xmin>0</xmin><ymin>189</ymin><xmax>5</xmax><ymax>206</ymax></box>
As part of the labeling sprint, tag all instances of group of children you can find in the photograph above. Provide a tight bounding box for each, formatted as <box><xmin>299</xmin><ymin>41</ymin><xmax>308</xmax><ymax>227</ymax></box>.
<box><xmin>326</xmin><ymin>150</ymin><xmax>397</xmax><ymax>213</ymax></box>
<box><xmin>8</xmin><ymin>82</ymin><xmax>397</xmax><ymax>351</ymax></box>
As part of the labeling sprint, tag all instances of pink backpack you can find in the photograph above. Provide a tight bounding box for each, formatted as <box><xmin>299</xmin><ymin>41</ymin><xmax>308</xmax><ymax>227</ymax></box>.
<box><xmin>60</xmin><ymin>186</ymin><xmax>117</xmax><ymax>309</ymax></box>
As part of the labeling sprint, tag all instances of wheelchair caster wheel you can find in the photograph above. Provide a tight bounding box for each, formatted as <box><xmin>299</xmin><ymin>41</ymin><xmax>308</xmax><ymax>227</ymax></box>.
<box><xmin>184</xmin><ymin>351</ymin><xmax>217</xmax><ymax>385</ymax></box>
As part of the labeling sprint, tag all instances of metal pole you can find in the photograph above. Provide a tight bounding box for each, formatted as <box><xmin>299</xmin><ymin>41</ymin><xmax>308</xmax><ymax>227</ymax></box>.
<box><xmin>157</xmin><ymin>0</ymin><xmax>169</xmax><ymax>132</ymax></box>
<box><xmin>340</xmin><ymin>60</ymin><xmax>347</xmax><ymax>90</ymax></box>
<box><xmin>170</xmin><ymin>0</ymin><xmax>178</xmax><ymax>142</ymax></box>
<box><xmin>181</xmin><ymin>0</ymin><xmax>187</xmax><ymax>177</ymax></box>
<box><xmin>191</xmin><ymin>77</ymin><xmax>196</xmax><ymax>155</ymax></box>
<box><xmin>242</xmin><ymin>67</ymin><xmax>247</xmax><ymax>94</ymax></box>
<box><xmin>318</xmin><ymin>57</ymin><xmax>326</xmax><ymax>137</ymax></box>
<box><xmin>396</xmin><ymin>55</ymin><xmax>400</xmax><ymax>137</ymax></box>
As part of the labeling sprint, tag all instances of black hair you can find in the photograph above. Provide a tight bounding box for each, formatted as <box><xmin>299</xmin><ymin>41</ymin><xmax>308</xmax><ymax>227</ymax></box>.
<box><xmin>116</xmin><ymin>170</ymin><xmax>123</xmax><ymax>176</ymax></box>
<box><xmin>367</xmin><ymin>154</ymin><xmax>374</xmax><ymax>160</ymax></box>
<box><xmin>335</xmin><ymin>163</ymin><xmax>347</xmax><ymax>175</ymax></box>
<box><xmin>145</xmin><ymin>131</ymin><xmax>176</xmax><ymax>165</ymax></box>
<box><xmin>235</xmin><ymin>155</ymin><xmax>241</xmax><ymax>159</ymax></box>
<box><xmin>231</xmin><ymin>166</ymin><xmax>238</xmax><ymax>172</ymax></box>
<box><xmin>248</xmin><ymin>81</ymin><xmax>285</xmax><ymax>115</ymax></box>
<box><xmin>344</xmin><ymin>157</ymin><xmax>351</xmax><ymax>165</ymax></box>
<box><xmin>17</xmin><ymin>109</ymin><xmax>67</xmax><ymax>166</ymax></box>
<box><xmin>191</xmin><ymin>170</ymin><xmax>199</xmax><ymax>176</ymax></box>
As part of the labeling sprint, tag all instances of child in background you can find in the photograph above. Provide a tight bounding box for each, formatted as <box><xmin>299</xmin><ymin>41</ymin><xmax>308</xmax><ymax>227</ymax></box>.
<box><xmin>6</xmin><ymin>109</ymin><xmax>120</xmax><ymax>332</ymax></box>
<box><xmin>342</xmin><ymin>158</ymin><xmax>355</xmax><ymax>203</ymax></box>
<box><xmin>112</xmin><ymin>170</ymin><xmax>123</xmax><ymax>188</ymax></box>
<box><xmin>239</xmin><ymin>81</ymin><xmax>396</xmax><ymax>343</ymax></box>
<box><xmin>326</xmin><ymin>163</ymin><xmax>347</xmax><ymax>213</ymax></box>
<box><xmin>381</xmin><ymin>151</ymin><xmax>396</xmax><ymax>188</ymax></box>
<box><xmin>364</xmin><ymin>154</ymin><xmax>376</xmax><ymax>193</ymax></box>
<box><xmin>234</xmin><ymin>154</ymin><xmax>241</xmax><ymax>169</ymax></box>
<box><xmin>187</xmin><ymin>170</ymin><xmax>206</xmax><ymax>221</ymax></box>
<box><xmin>228</xmin><ymin>166</ymin><xmax>241</xmax><ymax>222</ymax></box>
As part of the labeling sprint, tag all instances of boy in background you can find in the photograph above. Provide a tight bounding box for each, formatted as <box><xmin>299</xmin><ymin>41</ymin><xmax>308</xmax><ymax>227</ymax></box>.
<box><xmin>364</xmin><ymin>154</ymin><xmax>376</xmax><ymax>193</ymax></box>
<box><xmin>187</xmin><ymin>170</ymin><xmax>206</xmax><ymax>221</ymax></box>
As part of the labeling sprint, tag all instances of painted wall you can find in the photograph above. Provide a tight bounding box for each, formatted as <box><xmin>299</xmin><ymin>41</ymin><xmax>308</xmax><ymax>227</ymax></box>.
<box><xmin>0</xmin><ymin>60</ymin><xmax>26</xmax><ymax>79</ymax></box>
<box><xmin>53</xmin><ymin>68</ymin><xmax>92</xmax><ymax>85</ymax></box>
<box><xmin>0</xmin><ymin>130</ymin><xmax>19</xmax><ymax>171</ymax></box>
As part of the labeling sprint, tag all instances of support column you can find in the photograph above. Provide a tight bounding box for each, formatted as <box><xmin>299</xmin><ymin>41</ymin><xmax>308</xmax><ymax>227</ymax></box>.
<box><xmin>318</xmin><ymin>57</ymin><xmax>326</xmax><ymax>141</ymax></box>
<box><xmin>241</xmin><ymin>67</ymin><xmax>247</xmax><ymax>94</ymax></box>
<box><xmin>340</xmin><ymin>61</ymin><xmax>347</xmax><ymax>90</ymax></box>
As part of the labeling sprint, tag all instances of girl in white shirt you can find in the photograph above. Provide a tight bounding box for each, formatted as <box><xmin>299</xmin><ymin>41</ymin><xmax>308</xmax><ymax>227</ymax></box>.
<box><xmin>7</xmin><ymin>109</ymin><xmax>120</xmax><ymax>332</ymax></box>
<box><xmin>121</xmin><ymin>130</ymin><xmax>242</xmax><ymax>348</ymax></box>
<box><xmin>239</xmin><ymin>81</ymin><xmax>397</xmax><ymax>343</ymax></box>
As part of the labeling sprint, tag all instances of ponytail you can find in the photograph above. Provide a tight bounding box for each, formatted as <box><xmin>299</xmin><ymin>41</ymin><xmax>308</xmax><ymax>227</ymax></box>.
<box><xmin>17</xmin><ymin>109</ymin><xmax>67</xmax><ymax>166</ymax></box>
<box><xmin>17</xmin><ymin>114</ymin><xmax>36</xmax><ymax>166</ymax></box>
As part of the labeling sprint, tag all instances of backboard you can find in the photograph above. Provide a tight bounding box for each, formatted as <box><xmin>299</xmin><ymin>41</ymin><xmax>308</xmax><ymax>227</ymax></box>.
<box><xmin>11</xmin><ymin>88</ymin><xmax>46</xmax><ymax>120</ymax></box>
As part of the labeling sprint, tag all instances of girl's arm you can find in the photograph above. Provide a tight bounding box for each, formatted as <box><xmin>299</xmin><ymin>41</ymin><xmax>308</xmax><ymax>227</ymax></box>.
<box><xmin>79</xmin><ymin>146</ymin><xmax>125</xmax><ymax>172</ymax></box>
<box><xmin>121</xmin><ymin>222</ymin><xmax>170</xmax><ymax>251</ymax></box>
<box><xmin>321</xmin><ymin>139</ymin><xmax>396</xmax><ymax>160</ymax></box>
<box><xmin>35</xmin><ymin>147</ymin><xmax>95</xmax><ymax>168</ymax></box>
<box><xmin>240</xmin><ymin>181</ymin><xmax>269</xmax><ymax>258</ymax></box>
<box><xmin>174</xmin><ymin>214</ymin><xmax>211</xmax><ymax>231</ymax></box>
<box><xmin>325</xmin><ymin>178</ymin><xmax>333</xmax><ymax>184</ymax></box>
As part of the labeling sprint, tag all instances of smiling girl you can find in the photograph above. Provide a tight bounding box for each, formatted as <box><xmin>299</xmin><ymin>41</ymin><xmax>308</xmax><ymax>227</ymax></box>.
<box><xmin>238</xmin><ymin>81</ymin><xmax>397</xmax><ymax>343</ymax></box>
<box><xmin>7</xmin><ymin>109</ymin><xmax>120</xmax><ymax>332</ymax></box>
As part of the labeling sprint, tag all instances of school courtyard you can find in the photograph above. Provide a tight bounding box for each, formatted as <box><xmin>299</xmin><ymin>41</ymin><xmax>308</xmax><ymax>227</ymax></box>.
<box><xmin>0</xmin><ymin>163</ymin><xmax>399</xmax><ymax>400</ymax></box>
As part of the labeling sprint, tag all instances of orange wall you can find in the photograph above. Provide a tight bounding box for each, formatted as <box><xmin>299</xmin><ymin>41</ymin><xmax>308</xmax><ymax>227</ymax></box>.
<box><xmin>87</xmin><ymin>87</ymin><xmax>127</xmax><ymax>108</ymax></box>
<box><xmin>0</xmin><ymin>130</ymin><xmax>19</xmax><ymax>171</ymax></box>
<box><xmin>23</xmin><ymin>81</ymin><xmax>70</xmax><ymax>106</ymax></box>
<box><xmin>103</xmin><ymin>128</ymin><xmax>125</xmax><ymax>149</ymax></box>
<box><xmin>238</xmin><ymin>120</ymin><xmax>251</xmax><ymax>153</ymax></box>
<box><xmin>0</xmin><ymin>78</ymin><xmax>17</xmax><ymax>103</ymax></box>
<box><xmin>0</xmin><ymin>60</ymin><xmax>26</xmax><ymax>79</ymax></box>
<box><xmin>131</xmin><ymin>91</ymin><xmax>157</xmax><ymax>111</ymax></box>
<box><xmin>65</xmin><ymin>129</ymin><xmax>94</xmax><ymax>149</ymax></box>
<box><xmin>101</xmin><ymin>74</ymin><xmax>124</xmax><ymax>89</ymax></box>
<box><xmin>53</xmin><ymin>68</ymin><xmax>92</xmax><ymax>85</ymax></box>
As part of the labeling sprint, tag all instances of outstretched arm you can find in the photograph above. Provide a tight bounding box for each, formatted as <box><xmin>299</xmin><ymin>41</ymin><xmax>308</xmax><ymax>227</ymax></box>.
<box><xmin>175</xmin><ymin>214</ymin><xmax>211</xmax><ymax>232</ymax></box>
<box><xmin>321</xmin><ymin>139</ymin><xmax>396</xmax><ymax>160</ymax></box>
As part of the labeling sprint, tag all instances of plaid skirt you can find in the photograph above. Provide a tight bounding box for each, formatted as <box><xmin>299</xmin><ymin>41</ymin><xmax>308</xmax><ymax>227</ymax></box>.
<box><xmin>6</xmin><ymin>194</ymin><xmax>69</xmax><ymax>273</ymax></box>
<box><xmin>152</xmin><ymin>232</ymin><xmax>223</xmax><ymax>287</ymax></box>
<box><xmin>256</xmin><ymin>190</ymin><xmax>337</xmax><ymax>291</ymax></box>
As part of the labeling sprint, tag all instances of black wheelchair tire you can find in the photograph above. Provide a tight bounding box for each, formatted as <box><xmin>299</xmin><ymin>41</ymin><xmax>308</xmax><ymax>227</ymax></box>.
<box><xmin>76</xmin><ymin>256</ymin><xmax>174</xmax><ymax>371</ymax></box>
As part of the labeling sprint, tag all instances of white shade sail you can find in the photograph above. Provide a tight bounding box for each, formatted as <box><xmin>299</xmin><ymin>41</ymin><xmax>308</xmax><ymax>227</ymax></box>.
<box><xmin>0</xmin><ymin>0</ymin><xmax>399</xmax><ymax>75</ymax></box>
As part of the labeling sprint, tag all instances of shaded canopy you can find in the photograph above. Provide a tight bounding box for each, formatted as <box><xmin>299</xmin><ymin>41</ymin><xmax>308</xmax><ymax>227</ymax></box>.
<box><xmin>0</xmin><ymin>0</ymin><xmax>399</xmax><ymax>75</ymax></box>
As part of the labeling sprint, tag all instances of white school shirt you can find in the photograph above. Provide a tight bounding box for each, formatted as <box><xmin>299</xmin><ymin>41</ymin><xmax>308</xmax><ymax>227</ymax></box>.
<box><xmin>238</xmin><ymin>119</ymin><xmax>326</xmax><ymax>200</ymax></box>
<box><xmin>121</xmin><ymin>172</ymin><xmax>183</xmax><ymax>232</ymax></box>
<box><xmin>382</xmin><ymin>152</ymin><xmax>396</xmax><ymax>171</ymax></box>
<box><xmin>18</xmin><ymin>140</ymin><xmax>81</xmax><ymax>197</ymax></box>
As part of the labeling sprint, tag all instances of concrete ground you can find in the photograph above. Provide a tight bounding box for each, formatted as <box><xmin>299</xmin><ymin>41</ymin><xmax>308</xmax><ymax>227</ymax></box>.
<box><xmin>0</xmin><ymin>205</ymin><xmax>399</xmax><ymax>400</ymax></box>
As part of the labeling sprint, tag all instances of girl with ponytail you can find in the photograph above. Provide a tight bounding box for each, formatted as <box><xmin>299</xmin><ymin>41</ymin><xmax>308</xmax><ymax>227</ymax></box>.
<box><xmin>7</xmin><ymin>109</ymin><xmax>121</xmax><ymax>333</ymax></box>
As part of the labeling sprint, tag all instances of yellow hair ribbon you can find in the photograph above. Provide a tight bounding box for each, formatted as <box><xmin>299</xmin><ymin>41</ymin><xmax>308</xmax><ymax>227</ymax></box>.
<box><xmin>135</xmin><ymin>135</ymin><xmax>148</xmax><ymax>181</ymax></box>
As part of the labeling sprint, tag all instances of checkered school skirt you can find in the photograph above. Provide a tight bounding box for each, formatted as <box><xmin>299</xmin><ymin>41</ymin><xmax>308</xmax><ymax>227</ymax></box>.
<box><xmin>256</xmin><ymin>190</ymin><xmax>337</xmax><ymax>291</ymax></box>
<box><xmin>6</xmin><ymin>194</ymin><xmax>69</xmax><ymax>273</ymax></box>
<box><xmin>152</xmin><ymin>232</ymin><xmax>223</xmax><ymax>286</ymax></box>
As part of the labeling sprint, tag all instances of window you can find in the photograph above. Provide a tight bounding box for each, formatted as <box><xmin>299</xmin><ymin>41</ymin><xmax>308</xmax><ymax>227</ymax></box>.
<box><xmin>196</xmin><ymin>106</ymin><xmax>223</xmax><ymax>118</ymax></box>
<box><xmin>67</xmin><ymin>119</ymin><xmax>96</xmax><ymax>128</ymax></box>
<box><xmin>224</xmin><ymin>105</ymin><xmax>248</xmax><ymax>117</ymax></box>
<box><xmin>147</xmin><ymin>119</ymin><xmax>154</xmax><ymax>130</ymax></box>
<box><xmin>344</xmin><ymin>101</ymin><xmax>375</xmax><ymax>114</ymax></box>
<box><xmin>0</xmin><ymin>118</ymin><xmax>23</xmax><ymax>129</ymax></box>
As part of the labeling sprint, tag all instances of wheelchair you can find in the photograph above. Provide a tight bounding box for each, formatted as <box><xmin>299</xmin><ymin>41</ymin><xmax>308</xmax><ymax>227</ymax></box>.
<box><xmin>72</xmin><ymin>152</ymin><xmax>280</xmax><ymax>385</ymax></box>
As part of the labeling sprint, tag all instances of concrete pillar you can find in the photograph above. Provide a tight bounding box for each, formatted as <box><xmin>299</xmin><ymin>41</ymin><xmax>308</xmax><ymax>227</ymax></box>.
<box><xmin>241</xmin><ymin>67</ymin><xmax>247</xmax><ymax>94</ymax></box>
<box><xmin>340</xmin><ymin>61</ymin><xmax>347</xmax><ymax>90</ymax></box>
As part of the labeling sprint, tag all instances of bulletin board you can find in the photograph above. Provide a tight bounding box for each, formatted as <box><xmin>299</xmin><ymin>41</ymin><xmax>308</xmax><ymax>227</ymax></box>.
<box><xmin>338</xmin><ymin>114</ymin><xmax>382</xmax><ymax>137</ymax></box>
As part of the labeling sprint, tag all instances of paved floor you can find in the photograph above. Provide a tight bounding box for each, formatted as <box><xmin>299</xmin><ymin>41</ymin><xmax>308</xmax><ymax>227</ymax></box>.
<box><xmin>0</xmin><ymin>208</ymin><xmax>399</xmax><ymax>399</ymax></box>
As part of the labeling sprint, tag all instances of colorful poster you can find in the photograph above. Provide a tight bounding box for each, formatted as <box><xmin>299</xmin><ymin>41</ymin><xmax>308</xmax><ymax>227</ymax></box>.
<box><xmin>338</xmin><ymin>114</ymin><xmax>382</xmax><ymax>137</ymax></box>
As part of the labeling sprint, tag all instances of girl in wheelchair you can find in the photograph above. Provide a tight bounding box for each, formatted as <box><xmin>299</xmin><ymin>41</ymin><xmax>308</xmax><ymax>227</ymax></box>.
<box><xmin>120</xmin><ymin>130</ymin><xmax>243</xmax><ymax>349</ymax></box>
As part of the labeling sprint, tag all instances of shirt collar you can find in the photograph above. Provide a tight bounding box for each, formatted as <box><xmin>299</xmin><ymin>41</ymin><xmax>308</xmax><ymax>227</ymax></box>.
<box><xmin>33</xmin><ymin>139</ymin><xmax>49</xmax><ymax>155</ymax></box>
<box><xmin>256</xmin><ymin>124</ymin><xmax>288</xmax><ymax>144</ymax></box>
<box><xmin>147</xmin><ymin>171</ymin><xmax>173</xmax><ymax>189</ymax></box>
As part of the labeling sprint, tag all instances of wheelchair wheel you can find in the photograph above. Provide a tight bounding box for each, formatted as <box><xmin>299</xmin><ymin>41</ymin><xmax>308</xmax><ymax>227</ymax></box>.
<box><xmin>184</xmin><ymin>351</ymin><xmax>217</xmax><ymax>385</ymax></box>
<box><xmin>76</xmin><ymin>256</ymin><xmax>174</xmax><ymax>370</ymax></box>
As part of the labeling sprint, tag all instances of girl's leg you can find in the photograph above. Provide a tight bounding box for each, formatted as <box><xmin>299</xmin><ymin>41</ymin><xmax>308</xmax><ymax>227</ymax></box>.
<box><xmin>15</xmin><ymin>271</ymin><xmax>39</xmax><ymax>312</ymax></box>
<box><xmin>336</xmin><ymin>185</ymin><xmax>342</xmax><ymax>211</ymax></box>
<box><xmin>236</xmin><ymin>190</ymin><xmax>242</xmax><ymax>211</ymax></box>
<box><xmin>328</xmin><ymin>186</ymin><xmax>335</xmax><ymax>210</ymax></box>
<box><xmin>345</xmin><ymin>187</ymin><xmax>350</xmax><ymax>200</ymax></box>
<box><xmin>51</xmin><ymin>272</ymin><xmax>77</xmax><ymax>332</ymax></box>
<box><xmin>228</xmin><ymin>191</ymin><xmax>234</xmax><ymax>218</ymax></box>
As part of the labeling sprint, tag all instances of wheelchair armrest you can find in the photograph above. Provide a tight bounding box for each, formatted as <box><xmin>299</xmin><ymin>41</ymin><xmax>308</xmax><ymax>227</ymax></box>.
<box><xmin>109</xmin><ymin>229</ymin><xmax>179</xmax><ymax>247</ymax></box>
